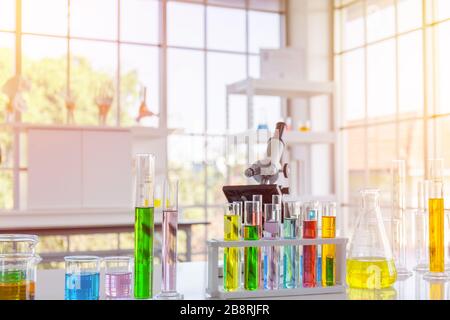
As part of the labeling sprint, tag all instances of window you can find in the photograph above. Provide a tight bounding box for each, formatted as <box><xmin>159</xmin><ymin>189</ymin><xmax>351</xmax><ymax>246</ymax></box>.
<box><xmin>334</xmin><ymin>0</ymin><xmax>450</xmax><ymax>234</ymax></box>
<box><xmin>0</xmin><ymin>0</ymin><xmax>285</xmax><ymax>261</ymax></box>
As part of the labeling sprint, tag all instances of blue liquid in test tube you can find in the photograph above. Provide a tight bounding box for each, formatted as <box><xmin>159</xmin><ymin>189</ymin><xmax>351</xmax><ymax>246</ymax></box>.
<box><xmin>65</xmin><ymin>272</ymin><xmax>100</xmax><ymax>300</ymax></box>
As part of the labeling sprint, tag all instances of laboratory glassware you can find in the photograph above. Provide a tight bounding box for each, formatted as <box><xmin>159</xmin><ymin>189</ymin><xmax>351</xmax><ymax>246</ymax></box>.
<box><xmin>65</xmin><ymin>256</ymin><xmax>101</xmax><ymax>300</ymax></box>
<box><xmin>263</xmin><ymin>203</ymin><xmax>281</xmax><ymax>290</ymax></box>
<box><xmin>243</xmin><ymin>201</ymin><xmax>261</xmax><ymax>291</ymax></box>
<box><xmin>347</xmin><ymin>189</ymin><xmax>397</xmax><ymax>289</ymax></box>
<box><xmin>156</xmin><ymin>179</ymin><xmax>183</xmax><ymax>299</ymax></box>
<box><xmin>391</xmin><ymin>160</ymin><xmax>412</xmax><ymax>278</ymax></box>
<box><xmin>0</xmin><ymin>234</ymin><xmax>41</xmax><ymax>300</ymax></box>
<box><xmin>303</xmin><ymin>201</ymin><xmax>318</xmax><ymax>288</ymax></box>
<box><xmin>272</xmin><ymin>194</ymin><xmax>282</xmax><ymax>207</ymax></box>
<box><xmin>134</xmin><ymin>153</ymin><xmax>155</xmax><ymax>299</ymax></box>
<box><xmin>283</xmin><ymin>201</ymin><xmax>299</xmax><ymax>289</ymax></box>
<box><xmin>424</xmin><ymin>159</ymin><xmax>449</xmax><ymax>280</ymax></box>
<box><xmin>252</xmin><ymin>194</ymin><xmax>264</xmax><ymax>237</ymax></box>
<box><xmin>223</xmin><ymin>203</ymin><xmax>241</xmax><ymax>292</ymax></box>
<box><xmin>415</xmin><ymin>180</ymin><xmax>430</xmax><ymax>272</ymax></box>
<box><xmin>103</xmin><ymin>256</ymin><xmax>133</xmax><ymax>299</ymax></box>
<box><xmin>322</xmin><ymin>202</ymin><xmax>337</xmax><ymax>287</ymax></box>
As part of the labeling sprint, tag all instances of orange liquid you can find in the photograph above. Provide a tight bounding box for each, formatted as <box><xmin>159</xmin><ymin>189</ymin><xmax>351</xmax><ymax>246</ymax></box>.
<box><xmin>0</xmin><ymin>281</ymin><xmax>35</xmax><ymax>300</ymax></box>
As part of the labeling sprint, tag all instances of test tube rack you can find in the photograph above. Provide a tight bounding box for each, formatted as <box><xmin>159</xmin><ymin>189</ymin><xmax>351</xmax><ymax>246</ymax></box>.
<box><xmin>206</xmin><ymin>237</ymin><xmax>348</xmax><ymax>299</ymax></box>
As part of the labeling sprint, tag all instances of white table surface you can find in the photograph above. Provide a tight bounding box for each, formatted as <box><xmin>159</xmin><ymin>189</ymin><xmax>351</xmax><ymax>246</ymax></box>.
<box><xmin>35</xmin><ymin>262</ymin><xmax>450</xmax><ymax>300</ymax></box>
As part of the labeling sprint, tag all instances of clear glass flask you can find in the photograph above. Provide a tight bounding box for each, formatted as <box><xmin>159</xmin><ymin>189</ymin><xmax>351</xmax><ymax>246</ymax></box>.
<box><xmin>282</xmin><ymin>201</ymin><xmax>299</xmax><ymax>289</ymax></box>
<box><xmin>415</xmin><ymin>180</ymin><xmax>430</xmax><ymax>272</ymax></box>
<box><xmin>134</xmin><ymin>154</ymin><xmax>155</xmax><ymax>299</ymax></box>
<box><xmin>223</xmin><ymin>202</ymin><xmax>241</xmax><ymax>292</ymax></box>
<box><xmin>65</xmin><ymin>256</ymin><xmax>101</xmax><ymax>300</ymax></box>
<box><xmin>243</xmin><ymin>201</ymin><xmax>261</xmax><ymax>291</ymax></box>
<box><xmin>347</xmin><ymin>189</ymin><xmax>397</xmax><ymax>289</ymax></box>
<box><xmin>104</xmin><ymin>256</ymin><xmax>133</xmax><ymax>299</ymax></box>
<box><xmin>391</xmin><ymin>160</ymin><xmax>412</xmax><ymax>278</ymax></box>
<box><xmin>263</xmin><ymin>203</ymin><xmax>281</xmax><ymax>290</ymax></box>
<box><xmin>156</xmin><ymin>178</ymin><xmax>183</xmax><ymax>300</ymax></box>
<box><xmin>424</xmin><ymin>158</ymin><xmax>449</xmax><ymax>280</ymax></box>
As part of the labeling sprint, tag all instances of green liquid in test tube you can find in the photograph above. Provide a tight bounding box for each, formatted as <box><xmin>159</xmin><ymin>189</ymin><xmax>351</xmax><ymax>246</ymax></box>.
<box><xmin>134</xmin><ymin>154</ymin><xmax>155</xmax><ymax>299</ymax></box>
<box><xmin>243</xmin><ymin>201</ymin><xmax>261</xmax><ymax>291</ymax></box>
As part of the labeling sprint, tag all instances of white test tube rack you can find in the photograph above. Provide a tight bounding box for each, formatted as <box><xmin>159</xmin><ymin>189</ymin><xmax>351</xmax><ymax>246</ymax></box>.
<box><xmin>206</xmin><ymin>237</ymin><xmax>348</xmax><ymax>299</ymax></box>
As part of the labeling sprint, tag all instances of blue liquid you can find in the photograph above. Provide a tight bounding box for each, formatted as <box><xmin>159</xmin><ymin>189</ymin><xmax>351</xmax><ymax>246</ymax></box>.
<box><xmin>283</xmin><ymin>218</ymin><xmax>297</xmax><ymax>289</ymax></box>
<box><xmin>65</xmin><ymin>272</ymin><xmax>100</xmax><ymax>300</ymax></box>
<box><xmin>317</xmin><ymin>256</ymin><xmax>322</xmax><ymax>285</ymax></box>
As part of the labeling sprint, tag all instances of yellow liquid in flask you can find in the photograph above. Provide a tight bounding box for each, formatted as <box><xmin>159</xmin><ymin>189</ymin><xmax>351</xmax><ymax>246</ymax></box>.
<box><xmin>346</xmin><ymin>257</ymin><xmax>397</xmax><ymax>289</ymax></box>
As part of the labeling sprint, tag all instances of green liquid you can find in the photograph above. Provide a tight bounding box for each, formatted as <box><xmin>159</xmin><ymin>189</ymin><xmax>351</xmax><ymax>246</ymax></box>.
<box><xmin>244</xmin><ymin>225</ymin><xmax>259</xmax><ymax>291</ymax></box>
<box><xmin>0</xmin><ymin>270</ymin><xmax>26</xmax><ymax>283</ymax></box>
<box><xmin>325</xmin><ymin>256</ymin><xmax>334</xmax><ymax>286</ymax></box>
<box><xmin>134</xmin><ymin>207</ymin><xmax>154</xmax><ymax>299</ymax></box>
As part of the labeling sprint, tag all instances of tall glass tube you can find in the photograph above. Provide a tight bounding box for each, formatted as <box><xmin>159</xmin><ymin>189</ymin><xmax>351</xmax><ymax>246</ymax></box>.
<box><xmin>252</xmin><ymin>194</ymin><xmax>264</xmax><ymax>288</ymax></box>
<box><xmin>134</xmin><ymin>154</ymin><xmax>155</xmax><ymax>299</ymax></box>
<box><xmin>156</xmin><ymin>179</ymin><xmax>183</xmax><ymax>299</ymax></box>
<box><xmin>391</xmin><ymin>160</ymin><xmax>412</xmax><ymax>278</ymax></box>
<box><xmin>263</xmin><ymin>203</ymin><xmax>280</xmax><ymax>290</ymax></box>
<box><xmin>252</xmin><ymin>194</ymin><xmax>263</xmax><ymax>237</ymax></box>
<box><xmin>223</xmin><ymin>202</ymin><xmax>241</xmax><ymax>292</ymax></box>
<box><xmin>303</xmin><ymin>202</ymin><xmax>318</xmax><ymax>288</ymax></box>
<box><xmin>415</xmin><ymin>180</ymin><xmax>430</xmax><ymax>272</ymax></box>
<box><xmin>244</xmin><ymin>201</ymin><xmax>261</xmax><ymax>291</ymax></box>
<box><xmin>322</xmin><ymin>202</ymin><xmax>336</xmax><ymax>287</ymax></box>
<box><xmin>283</xmin><ymin>201</ymin><xmax>298</xmax><ymax>288</ymax></box>
<box><xmin>424</xmin><ymin>158</ymin><xmax>449</xmax><ymax>280</ymax></box>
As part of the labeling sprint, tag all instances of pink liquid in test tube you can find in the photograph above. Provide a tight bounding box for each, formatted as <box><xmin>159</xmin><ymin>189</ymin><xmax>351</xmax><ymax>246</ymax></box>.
<box><xmin>162</xmin><ymin>209</ymin><xmax>178</xmax><ymax>292</ymax></box>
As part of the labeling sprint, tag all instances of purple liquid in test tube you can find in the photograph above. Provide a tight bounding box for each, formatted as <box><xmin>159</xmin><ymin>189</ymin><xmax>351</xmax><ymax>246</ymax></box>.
<box><xmin>156</xmin><ymin>179</ymin><xmax>183</xmax><ymax>300</ymax></box>
<box><xmin>263</xmin><ymin>204</ymin><xmax>281</xmax><ymax>290</ymax></box>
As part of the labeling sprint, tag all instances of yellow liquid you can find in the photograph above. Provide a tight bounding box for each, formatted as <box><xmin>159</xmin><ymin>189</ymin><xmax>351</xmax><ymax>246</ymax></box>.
<box><xmin>224</xmin><ymin>215</ymin><xmax>240</xmax><ymax>291</ymax></box>
<box><xmin>429</xmin><ymin>198</ymin><xmax>445</xmax><ymax>272</ymax></box>
<box><xmin>346</xmin><ymin>257</ymin><xmax>397</xmax><ymax>289</ymax></box>
<box><xmin>430</xmin><ymin>282</ymin><xmax>445</xmax><ymax>300</ymax></box>
<box><xmin>154</xmin><ymin>198</ymin><xmax>162</xmax><ymax>208</ymax></box>
<box><xmin>322</xmin><ymin>216</ymin><xmax>336</xmax><ymax>287</ymax></box>
<box><xmin>0</xmin><ymin>281</ymin><xmax>35</xmax><ymax>300</ymax></box>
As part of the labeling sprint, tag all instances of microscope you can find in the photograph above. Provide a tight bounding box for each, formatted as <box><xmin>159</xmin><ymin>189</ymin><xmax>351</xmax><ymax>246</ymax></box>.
<box><xmin>223</xmin><ymin>122</ymin><xmax>290</xmax><ymax>205</ymax></box>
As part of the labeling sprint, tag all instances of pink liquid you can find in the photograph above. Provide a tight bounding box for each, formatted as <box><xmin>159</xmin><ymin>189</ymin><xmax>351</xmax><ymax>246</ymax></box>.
<box><xmin>105</xmin><ymin>272</ymin><xmax>132</xmax><ymax>298</ymax></box>
<box><xmin>162</xmin><ymin>210</ymin><xmax>178</xmax><ymax>292</ymax></box>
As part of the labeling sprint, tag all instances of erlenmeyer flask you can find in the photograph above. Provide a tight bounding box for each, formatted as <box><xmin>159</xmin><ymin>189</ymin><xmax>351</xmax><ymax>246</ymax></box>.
<box><xmin>347</xmin><ymin>189</ymin><xmax>397</xmax><ymax>289</ymax></box>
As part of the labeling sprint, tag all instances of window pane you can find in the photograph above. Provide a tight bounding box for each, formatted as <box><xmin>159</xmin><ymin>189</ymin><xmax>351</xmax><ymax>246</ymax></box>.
<box><xmin>22</xmin><ymin>35</ymin><xmax>67</xmax><ymax>124</ymax></box>
<box><xmin>207</xmin><ymin>207</ymin><xmax>224</xmax><ymax>242</ymax></box>
<box><xmin>398</xmin><ymin>31</ymin><xmax>423</xmax><ymax>117</ymax></box>
<box><xmin>436</xmin><ymin>21</ymin><xmax>450</xmax><ymax>115</ymax></box>
<box><xmin>368</xmin><ymin>123</ymin><xmax>396</xmax><ymax>204</ymax></box>
<box><xmin>168</xmin><ymin>135</ymin><xmax>205</xmax><ymax>206</ymax></box>
<box><xmin>207</xmin><ymin>0</ymin><xmax>246</xmax><ymax>9</ymax></box>
<box><xmin>248</xmin><ymin>11</ymin><xmax>281</xmax><ymax>54</ymax></box>
<box><xmin>434</xmin><ymin>117</ymin><xmax>450</xmax><ymax>206</ymax></box>
<box><xmin>207</xmin><ymin>136</ymin><xmax>226</xmax><ymax>205</ymax></box>
<box><xmin>120</xmin><ymin>45</ymin><xmax>159</xmax><ymax>127</ymax></box>
<box><xmin>344</xmin><ymin>127</ymin><xmax>366</xmax><ymax>205</ymax></box>
<box><xmin>367</xmin><ymin>0</ymin><xmax>395</xmax><ymax>43</ymax></box>
<box><xmin>207</xmin><ymin>52</ymin><xmax>246</xmax><ymax>134</ymax></box>
<box><xmin>228</xmin><ymin>95</ymin><xmax>247</xmax><ymax>133</ymax></box>
<box><xmin>341</xmin><ymin>1</ymin><xmax>364</xmax><ymax>51</ymax></box>
<box><xmin>0</xmin><ymin>32</ymin><xmax>14</xmax><ymax>87</ymax></box>
<box><xmin>207</xmin><ymin>6</ymin><xmax>245</xmax><ymax>52</ymax></box>
<box><xmin>367</xmin><ymin>40</ymin><xmax>396</xmax><ymax>120</ymax></box>
<box><xmin>398</xmin><ymin>0</ymin><xmax>422</xmax><ymax>33</ymax></box>
<box><xmin>248</xmin><ymin>0</ymin><xmax>285</xmax><ymax>13</ymax></box>
<box><xmin>168</xmin><ymin>48</ymin><xmax>204</xmax><ymax>133</ymax></box>
<box><xmin>0</xmin><ymin>0</ymin><xmax>15</xmax><ymax>31</ymax></box>
<box><xmin>249</xmin><ymin>55</ymin><xmax>259</xmax><ymax>78</ymax></box>
<box><xmin>168</xmin><ymin>1</ymin><xmax>204</xmax><ymax>48</ymax></box>
<box><xmin>70</xmin><ymin>0</ymin><xmax>118</xmax><ymax>40</ymax></box>
<box><xmin>70</xmin><ymin>40</ymin><xmax>117</xmax><ymax>125</ymax></box>
<box><xmin>435</xmin><ymin>0</ymin><xmax>450</xmax><ymax>22</ymax></box>
<box><xmin>120</xmin><ymin>0</ymin><xmax>159</xmax><ymax>44</ymax></box>
<box><xmin>0</xmin><ymin>171</ymin><xmax>13</xmax><ymax>209</ymax></box>
<box><xmin>23</xmin><ymin>0</ymin><xmax>68</xmax><ymax>35</ymax></box>
<box><xmin>252</xmin><ymin>96</ymin><xmax>282</xmax><ymax>130</ymax></box>
<box><xmin>341</xmin><ymin>49</ymin><xmax>365</xmax><ymax>123</ymax></box>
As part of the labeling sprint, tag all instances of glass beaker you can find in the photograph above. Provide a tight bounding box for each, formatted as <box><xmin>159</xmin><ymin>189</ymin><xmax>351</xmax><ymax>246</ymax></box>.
<box><xmin>103</xmin><ymin>256</ymin><xmax>133</xmax><ymax>299</ymax></box>
<box><xmin>64</xmin><ymin>256</ymin><xmax>101</xmax><ymax>300</ymax></box>
<box><xmin>0</xmin><ymin>234</ymin><xmax>41</xmax><ymax>300</ymax></box>
<box><xmin>347</xmin><ymin>189</ymin><xmax>397</xmax><ymax>289</ymax></box>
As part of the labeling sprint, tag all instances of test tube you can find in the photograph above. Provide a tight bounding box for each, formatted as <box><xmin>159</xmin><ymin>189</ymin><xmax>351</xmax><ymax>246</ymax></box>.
<box><xmin>243</xmin><ymin>201</ymin><xmax>261</xmax><ymax>291</ymax></box>
<box><xmin>272</xmin><ymin>194</ymin><xmax>282</xmax><ymax>207</ymax></box>
<box><xmin>303</xmin><ymin>202</ymin><xmax>318</xmax><ymax>288</ymax></box>
<box><xmin>252</xmin><ymin>194</ymin><xmax>263</xmax><ymax>288</ymax></box>
<box><xmin>223</xmin><ymin>203</ymin><xmax>241</xmax><ymax>292</ymax></box>
<box><xmin>415</xmin><ymin>180</ymin><xmax>430</xmax><ymax>272</ymax></box>
<box><xmin>322</xmin><ymin>202</ymin><xmax>336</xmax><ymax>287</ymax></box>
<box><xmin>104</xmin><ymin>256</ymin><xmax>133</xmax><ymax>299</ymax></box>
<box><xmin>134</xmin><ymin>154</ymin><xmax>155</xmax><ymax>299</ymax></box>
<box><xmin>391</xmin><ymin>160</ymin><xmax>413</xmax><ymax>278</ymax></box>
<box><xmin>263</xmin><ymin>203</ymin><xmax>281</xmax><ymax>290</ymax></box>
<box><xmin>424</xmin><ymin>159</ymin><xmax>449</xmax><ymax>280</ymax></box>
<box><xmin>156</xmin><ymin>179</ymin><xmax>183</xmax><ymax>299</ymax></box>
<box><xmin>252</xmin><ymin>194</ymin><xmax>263</xmax><ymax>237</ymax></box>
<box><xmin>283</xmin><ymin>201</ymin><xmax>298</xmax><ymax>289</ymax></box>
<box><xmin>64</xmin><ymin>256</ymin><xmax>101</xmax><ymax>300</ymax></box>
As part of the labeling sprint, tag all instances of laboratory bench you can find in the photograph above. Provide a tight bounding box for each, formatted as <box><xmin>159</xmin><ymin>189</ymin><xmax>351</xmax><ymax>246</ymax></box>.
<box><xmin>35</xmin><ymin>262</ymin><xmax>443</xmax><ymax>300</ymax></box>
